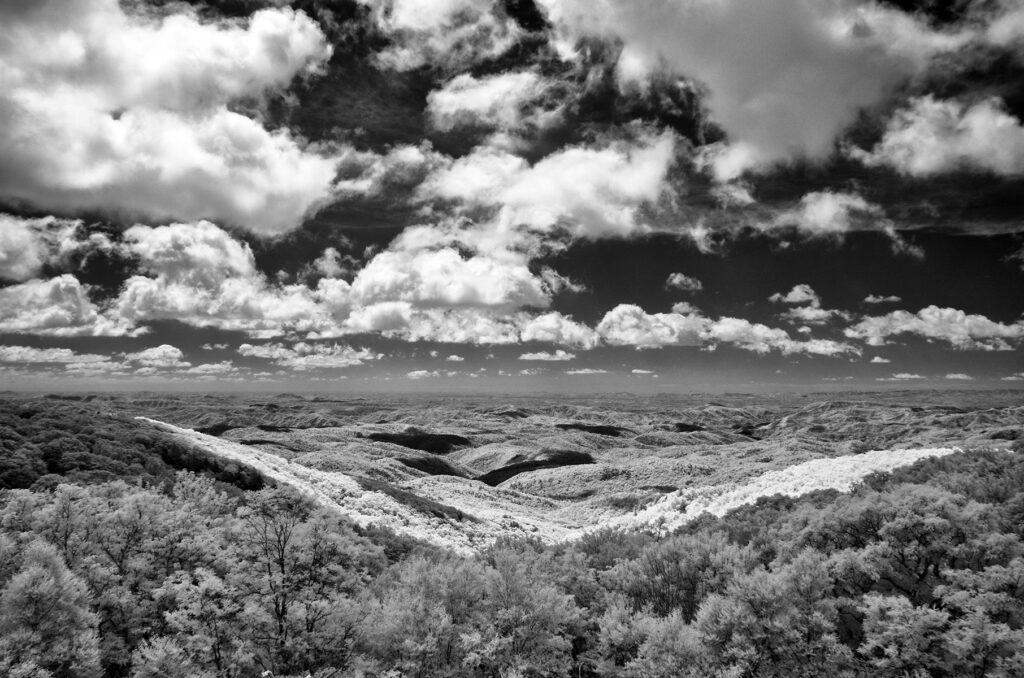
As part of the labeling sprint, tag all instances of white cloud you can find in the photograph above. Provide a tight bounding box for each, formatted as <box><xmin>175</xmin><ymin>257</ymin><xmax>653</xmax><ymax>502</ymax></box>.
<box><xmin>427</xmin><ymin>71</ymin><xmax>555</xmax><ymax>132</ymax></box>
<box><xmin>0</xmin><ymin>345</ymin><xmax>111</xmax><ymax>364</ymax></box>
<box><xmin>390</xmin><ymin>308</ymin><xmax>523</xmax><ymax>345</ymax></box>
<box><xmin>869</xmin><ymin>356</ymin><xmax>891</xmax><ymax>364</ymax></box>
<box><xmin>0</xmin><ymin>1</ymin><xmax>341</xmax><ymax>234</ymax></box>
<box><xmin>852</xmin><ymin>96</ymin><xmax>1024</xmax><ymax>177</ymax></box>
<box><xmin>445</xmin><ymin>354</ymin><xmax>465</xmax><ymax>362</ymax></box>
<box><xmin>350</xmin><ymin>246</ymin><xmax>549</xmax><ymax>309</ymax></box>
<box><xmin>239</xmin><ymin>342</ymin><xmax>381</xmax><ymax>370</ymax></box>
<box><xmin>597</xmin><ymin>304</ymin><xmax>705</xmax><ymax>349</ymax></box>
<box><xmin>565</xmin><ymin>368</ymin><xmax>607</xmax><ymax>375</ymax></box>
<box><xmin>1002</xmin><ymin>372</ymin><xmax>1024</xmax><ymax>382</ymax></box>
<box><xmin>63</xmin><ymin>359</ymin><xmax>128</xmax><ymax>375</ymax></box>
<box><xmin>424</xmin><ymin>130</ymin><xmax>677</xmax><ymax>240</ymax></box>
<box><xmin>0</xmin><ymin>275</ymin><xmax>135</xmax><ymax>336</ymax></box>
<box><xmin>519</xmin><ymin>312</ymin><xmax>600</xmax><ymax>349</ymax></box>
<box><xmin>114</xmin><ymin>221</ymin><xmax>338</xmax><ymax>336</ymax></box>
<box><xmin>540</xmin><ymin>0</ymin><xmax>958</xmax><ymax>176</ymax></box>
<box><xmin>518</xmin><ymin>349</ymin><xmax>575</xmax><ymax>361</ymax></box>
<box><xmin>770</xmin><ymin>284</ymin><xmax>850</xmax><ymax>325</ymax></box>
<box><xmin>311</xmin><ymin>247</ymin><xmax>349</xmax><ymax>279</ymax></box>
<box><xmin>125</xmin><ymin>344</ymin><xmax>190</xmax><ymax>368</ymax></box>
<box><xmin>186</xmin><ymin>361</ymin><xmax>237</xmax><ymax>376</ymax></box>
<box><xmin>770</xmin><ymin>284</ymin><xmax>821</xmax><ymax>305</ymax></box>
<box><xmin>944</xmin><ymin>373</ymin><xmax>974</xmax><ymax>380</ymax></box>
<box><xmin>406</xmin><ymin>369</ymin><xmax>442</xmax><ymax>380</ymax></box>
<box><xmin>771</xmin><ymin>192</ymin><xmax>884</xmax><ymax>237</ymax></box>
<box><xmin>0</xmin><ymin>214</ymin><xmax>86</xmax><ymax>282</ymax></box>
<box><xmin>846</xmin><ymin>306</ymin><xmax>1024</xmax><ymax>351</ymax></box>
<box><xmin>334</xmin><ymin>144</ymin><xmax>448</xmax><ymax>199</ymax></box>
<box><xmin>704</xmin><ymin>317</ymin><xmax>857</xmax><ymax>356</ymax></box>
<box><xmin>631</xmin><ymin>368</ymin><xmax>654</xmax><ymax>375</ymax></box>
<box><xmin>865</xmin><ymin>294</ymin><xmax>902</xmax><ymax>304</ymax></box>
<box><xmin>596</xmin><ymin>303</ymin><xmax>858</xmax><ymax>355</ymax></box>
<box><xmin>665</xmin><ymin>272</ymin><xmax>703</xmax><ymax>293</ymax></box>
<box><xmin>877</xmin><ymin>372</ymin><xmax>925</xmax><ymax>381</ymax></box>
<box><xmin>363</xmin><ymin>0</ymin><xmax>520</xmax><ymax>71</ymax></box>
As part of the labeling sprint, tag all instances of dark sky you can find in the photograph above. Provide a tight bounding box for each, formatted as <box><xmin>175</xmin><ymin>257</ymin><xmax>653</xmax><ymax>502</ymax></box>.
<box><xmin>0</xmin><ymin>0</ymin><xmax>1022</xmax><ymax>392</ymax></box>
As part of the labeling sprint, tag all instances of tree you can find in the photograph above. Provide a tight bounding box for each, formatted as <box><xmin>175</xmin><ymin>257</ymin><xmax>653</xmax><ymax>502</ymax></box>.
<box><xmin>608</xmin><ymin>531</ymin><xmax>757</xmax><ymax>619</ymax></box>
<box><xmin>362</xmin><ymin>554</ymin><xmax>488</xmax><ymax>676</ymax></box>
<box><xmin>859</xmin><ymin>593</ymin><xmax>950</xmax><ymax>676</ymax></box>
<box><xmin>231</xmin><ymin>488</ymin><xmax>384</xmax><ymax>676</ymax></box>
<box><xmin>696</xmin><ymin>552</ymin><xmax>854</xmax><ymax>678</ymax></box>
<box><xmin>157</xmin><ymin>568</ymin><xmax>251</xmax><ymax>676</ymax></box>
<box><xmin>463</xmin><ymin>548</ymin><xmax>581</xmax><ymax>677</ymax></box>
<box><xmin>130</xmin><ymin>637</ymin><xmax>215</xmax><ymax>678</ymax></box>
<box><xmin>0</xmin><ymin>541</ymin><xmax>102</xmax><ymax>678</ymax></box>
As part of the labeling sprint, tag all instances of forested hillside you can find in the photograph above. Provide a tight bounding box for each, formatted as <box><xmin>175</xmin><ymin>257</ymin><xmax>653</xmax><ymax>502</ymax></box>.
<box><xmin>1</xmin><ymin>423</ymin><xmax>1023</xmax><ymax>676</ymax></box>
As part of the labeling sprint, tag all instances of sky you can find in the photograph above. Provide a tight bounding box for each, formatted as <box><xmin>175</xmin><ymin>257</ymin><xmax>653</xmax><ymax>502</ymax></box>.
<box><xmin>0</xmin><ymin>0</ymin><xmax>1022</xmax><ymax>393</ymax></box>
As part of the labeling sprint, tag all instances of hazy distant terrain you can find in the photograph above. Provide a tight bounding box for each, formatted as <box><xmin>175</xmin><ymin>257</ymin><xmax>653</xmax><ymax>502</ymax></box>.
<box><xmin>2</xmin><ymin>390</ymin><xmax>1020</xmax><ymax>549</ymax></box>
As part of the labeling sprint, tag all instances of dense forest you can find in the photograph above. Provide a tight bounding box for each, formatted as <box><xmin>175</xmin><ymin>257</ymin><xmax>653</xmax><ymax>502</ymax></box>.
<box><xmin>1</xmin><ymin>399</ymin><xmax>1023</xmax><ymax>676</ymax></box>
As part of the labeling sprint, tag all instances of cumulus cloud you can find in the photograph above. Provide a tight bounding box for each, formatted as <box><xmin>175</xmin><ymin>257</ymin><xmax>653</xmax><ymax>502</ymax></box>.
<box><xmin>519</xmin><ymin>312</ymin><xmax>599</xmax><ymax>349</ymax></box>
<box><xmin>869</xmin><ymin>356</ymin><xmax>892</xmax><ymax>364</ymax></box>
<box><xmin>125</xmin><ymin>344</ymin><xmax>190</xmax><ymax>368</ymax></box>
<box><xmin>0</xmin><ymin>0</ymin><xmax>341</xmax><ymax>234</ymax></box>
<box><xmin>770</xmin><ymin>284</ymin><xmax>821</xmax><ymax>306</ymax></box>
<box><xmin>565</xmin><ymin>368</ymin><xmax>607</xmax><ymax>375</ymax></box>
<box><xmin>391</xmin><ymin>308</ymin><xmax>523</xmax><ymax>345</ymax></box>
<box><xmin>665</xmin><ymin>272</ymin><xmax>703</xmax><ymax>293</ymax></box>
<box><xmin>772</xmin><ymin>192</ymin><xmax>884</xmax><ymax>237</ymax></box>
<box><xmin>944</xmin><ymin>373</ymin><xmax>974</xmax><ymax>380</ymax></box>
<box><xmin>631</xmin><ymin>368</ymin><xmax>655</xmax><ymax>375</ymax></box>
<box><xmin>427</xmin><ymin>71</ymin><xmax>557</xmax><ymax>132</ymax></box>
<box><xmin>767</xmin><ymin>192</ymin><xmax>920</xmax><ymax>255</ymax></box>
<box><xmin>852</xmin><ymin>96</ymin><xmax>1024</xmax><ymax>177</ymax></box>
<box><xmin>597</xmin><ymin>304</ymin><xmax>705</xmax><ymax>349</ymax></box>
<box><xmin>0</xmin><ymin>274</ymin><xmax>136</xmax><ymax>336</ymax></box>
<box><xmin>310</xmin><ymin>247</ymin><xmax>352</xmax><ymax>280</ymax></box>
<box><xmin>239</xmin><ymin>341</ymin><xmax>381</xmax><ymax>370</ymax></box>
<box><xmin>769</xmin><ymin>284</ymin><xmax>850</xmax><ymax>325</ymax></box>
<box><xmin>424</xmin><ymin>130</ymin><xmax>677</xmax><ymax>240</ymax></box>
<box><xmin>114</xmin><ymin>221</ymin><xmax>339</xmax><ymax>336</ymax></box>
<box><xmin>334</xmin><ymin>305</ymin><xmax>599</xmax><ymax>348</ymax></box>
<box><xmin>0</xmin><ymin>214</ymin><xmax>87</xmax><ymax>282</ymax></box>
<box><xmin>1002</xmin><ymin>372</ymin><xmax>1024</xmax><ymax>382</ymax></box>
<box><xmin>350</xmin><ymin>246</ymin><xmax>550</xmax><ymax>309</ymax></box>
<box><xmin>334</xmin><ymin>144</ymin><xmax>448</xmax><ymax>200</ymax></box>
<box><xmin>445</xmin><ymin>354</ymin><xmax>465</xmax><ymax>362</ymax></box>
<box><xmin>519</xmin><ymin>349</ymin><xmax>575</xmax><ymax>361</ymax></box>
<box><xmin>406</xmin><ymin>369</ymin><xmax>442</xmax><ymax>379</ymax></box>
<box><xmin>846</xmin><ymin>306</ymin><xmax>1024</xmax><ymax>350</ymax></box>
<box><xmin>185</xmin><ymin>361</ymin><xmax>238</xmax><ymax>376</ymax></box>
<box><xmin>539</xmin><ymin>0</ymin><xmax>958</xmax><ymax>176</ymax></box>
<box><xmin>0</xmin><ymin>345</ymin><xmax>111</xmax><ymax>364</ymax></box>
<box><xmin>363</xmin><ymin>0</ymin><xmax>520</xmax><ymax>71</ymax></box>
<box><xmin>704</xmin><ymin>317</ymin><xmax>857</xmax><ymax>356</ymax></box>
<box><xmin>596</xmin><ymin>302</ymin><xmax>858</xmax><ymax>355</ymax></box>
<box><xmin>877</xmin><ymin>372</ymin><xmax>926</xmax><ymax>381</ymax></box>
